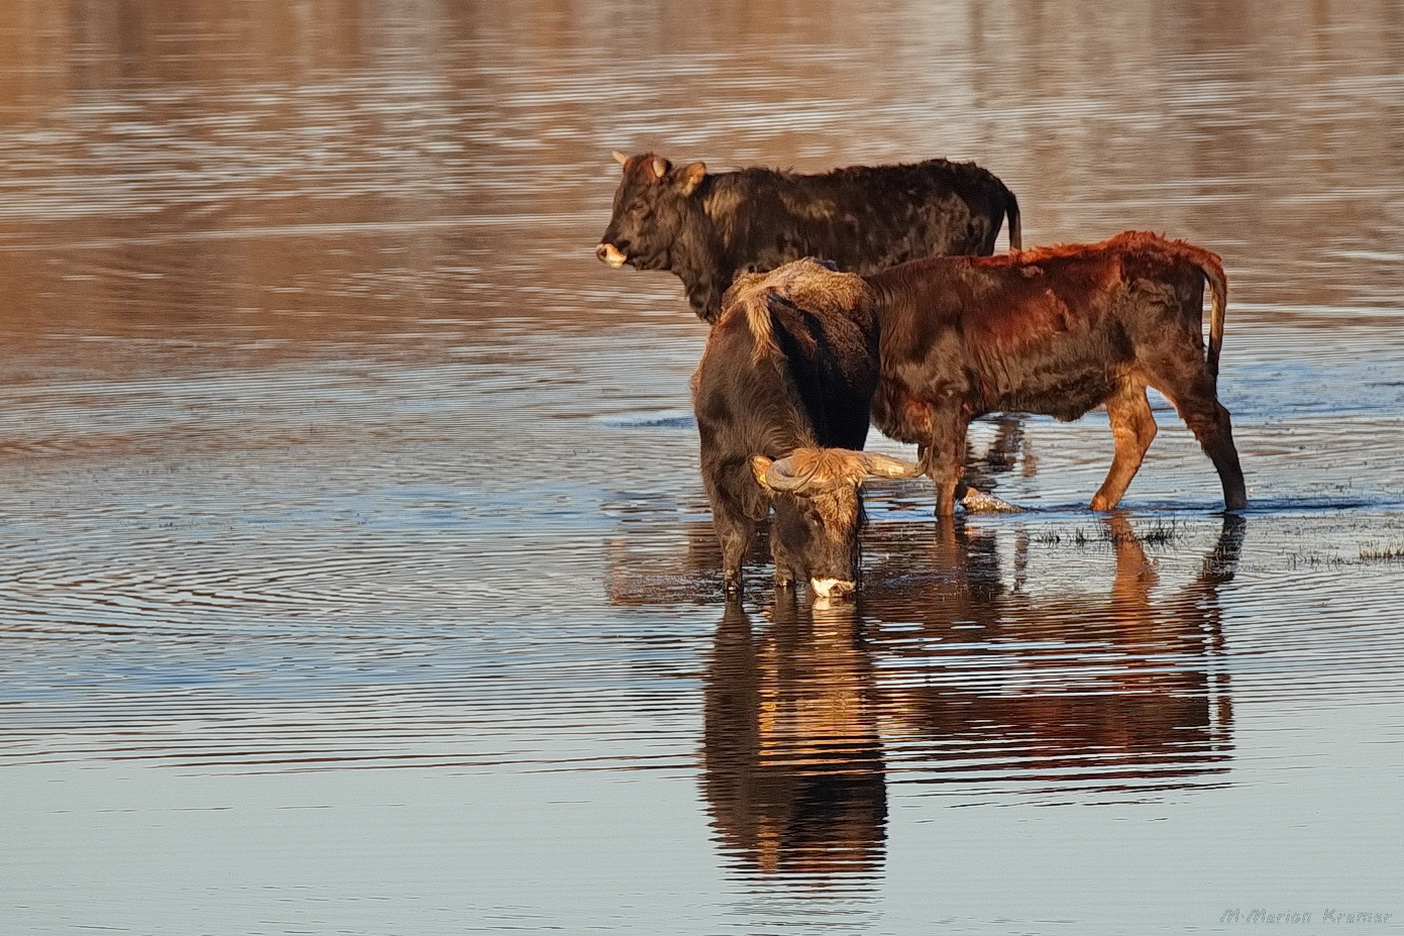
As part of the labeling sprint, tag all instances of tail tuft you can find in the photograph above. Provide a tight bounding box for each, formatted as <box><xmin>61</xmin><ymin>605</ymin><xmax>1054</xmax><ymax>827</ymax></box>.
<box><xmin>1004</xmin><ymin>187</ymin><xmax>1022</xmax><ymax>251</ymax></box>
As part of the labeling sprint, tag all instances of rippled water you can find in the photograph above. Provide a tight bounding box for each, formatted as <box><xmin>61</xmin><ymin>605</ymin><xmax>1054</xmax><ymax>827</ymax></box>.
<box><xmin>3</xmin><ymin>2</ymin><xmax>1403</xmax><ymax>934</ymax></box>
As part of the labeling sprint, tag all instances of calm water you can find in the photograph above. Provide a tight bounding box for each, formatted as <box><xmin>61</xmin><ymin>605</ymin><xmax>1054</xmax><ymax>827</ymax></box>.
<box><xmin>3</xmin><ymin>2</ymin><xmax>1403</xmax><ymax>934</ymax></box>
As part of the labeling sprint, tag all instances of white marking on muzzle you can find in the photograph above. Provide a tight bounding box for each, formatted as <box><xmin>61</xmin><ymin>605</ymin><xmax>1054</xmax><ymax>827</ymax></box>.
<box><xmin>597</xmin><ymin>243</ymin><xmax>628</xmax><ymax>268</ymax></box>
<box><xmin>810</xmin><ymin>577</ymin><xmax>855</xmax><ymax>600</ymax></box>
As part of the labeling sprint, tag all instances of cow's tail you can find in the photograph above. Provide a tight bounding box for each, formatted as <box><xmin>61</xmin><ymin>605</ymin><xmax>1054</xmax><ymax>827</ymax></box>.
<box><xmin>1002</xmin><ymin>184</ymin><xmax>1022</xmax><ymax>252</ymax></box>
<box><xmin>1199</xmin><ymin>252</ymin><xmax>1228</xmax><ymax>381</ymax></box>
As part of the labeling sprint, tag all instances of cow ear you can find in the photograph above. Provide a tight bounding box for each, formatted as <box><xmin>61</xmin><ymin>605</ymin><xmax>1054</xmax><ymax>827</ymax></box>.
<box><xmin>750</xmin><ymin>455</ymin><xmax>775</xmax><ymax>487</ymax></box>
<box><xmin>860</xmin><ymin>452</ymin><xmax>924</xmax><ymax>480</ymax></box>
<box><xmin>612</xmin><ymin>150</ymin><xmax>629</xmax><ymax>166</ymax></box>
<box><xmin>679</xmin><ymin>161</ymin><xmax>707</xmax><ymax>196</ymax></box>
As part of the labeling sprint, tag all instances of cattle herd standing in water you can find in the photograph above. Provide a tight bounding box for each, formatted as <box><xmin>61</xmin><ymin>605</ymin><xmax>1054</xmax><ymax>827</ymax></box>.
<box><xmin>596</xmin><ymin>151</ymin><xmax>1246</xmax><ymax>599</ymax></box>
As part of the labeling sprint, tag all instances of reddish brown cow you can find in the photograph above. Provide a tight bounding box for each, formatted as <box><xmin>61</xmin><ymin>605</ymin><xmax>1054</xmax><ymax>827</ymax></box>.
<box><xmin>869</xmin><ymin>231</ymin><xmax>1247</xmax><ymax>515</ymax></box>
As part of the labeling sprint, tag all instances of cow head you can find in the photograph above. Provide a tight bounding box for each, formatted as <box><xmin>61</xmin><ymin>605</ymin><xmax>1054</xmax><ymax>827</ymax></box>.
<box><xmin>751</xmin><ymin>448</ymin><xmax>922</xmax><ymax>600</ymax></box>
<box><xmin>596</xmin><ymin>150</ymin><xmax>708</xmax><ymax>272</ymax></box>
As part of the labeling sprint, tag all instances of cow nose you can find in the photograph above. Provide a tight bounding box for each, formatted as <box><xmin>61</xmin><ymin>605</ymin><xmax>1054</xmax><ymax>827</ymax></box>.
<box><xmin>596</xmin><ymin>242</ymin><xmax>628</xmax><ymax>268</ymax></box>
<box><xmin>810</xmin><ymin>577</ymin><xmax>856</xmax><ymax>600</ymax></box>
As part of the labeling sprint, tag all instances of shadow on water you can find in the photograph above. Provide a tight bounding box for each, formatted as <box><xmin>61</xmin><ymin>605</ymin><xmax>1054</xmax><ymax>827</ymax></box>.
<box><xmin>698</xmin><ymin>515</ymin><xmax>1245</xmax><ymax>886</ymax></box>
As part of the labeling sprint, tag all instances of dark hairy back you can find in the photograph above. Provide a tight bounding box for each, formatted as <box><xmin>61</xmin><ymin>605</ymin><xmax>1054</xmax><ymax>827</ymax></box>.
<box><xmin>598</xmin><ymin>151</ymin><xmax>1020</xmax><ymax>323</ymax></box>
<box><xmin>695</xmin><ymin>259</ymin><xmax>880</xmax><ymax>458</ymax></box>
<box><xmin>709</xmin><ymin>158</ymin><xmax>1017</xmax><ymax>275</ymax></box>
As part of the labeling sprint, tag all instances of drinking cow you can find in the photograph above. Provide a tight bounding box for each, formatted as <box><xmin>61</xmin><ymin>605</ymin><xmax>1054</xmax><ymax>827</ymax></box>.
<box><xmin>692</xmin><ymin>259</ymin><xmax>923</xmax><ymax>599</ymax></box>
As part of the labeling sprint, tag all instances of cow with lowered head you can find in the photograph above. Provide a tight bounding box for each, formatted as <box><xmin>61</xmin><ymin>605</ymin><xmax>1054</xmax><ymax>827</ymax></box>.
<box><xmin>692</xmin><ymin>258</ymin><xmax>922</xmax><ymax>599</ymax></box>
<box><xmin>598</xmin><ymin>152</ymin><xmax>1021</xmax><ymax>323</ymax></box>
<box><xmin>868</xmin><ymin>231</ymin><xmax>1248</xmax><ymax>516</ymax></box>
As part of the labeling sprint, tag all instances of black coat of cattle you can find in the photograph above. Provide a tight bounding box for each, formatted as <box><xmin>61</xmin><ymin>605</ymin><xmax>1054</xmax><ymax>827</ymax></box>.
<box><xmin>867</xmin><ymin>231</ymin><xmax>1247</xmax><ymax>515</ymax></box>
<box><xmin>598</xmin><ymin>151</ymin><xmax>1021</xmax><ymax>323</ymax></box>
<box><xmin>691</xmin><ymin>259</ymin><xmax>922</xmax><ymax>598</ymax></box>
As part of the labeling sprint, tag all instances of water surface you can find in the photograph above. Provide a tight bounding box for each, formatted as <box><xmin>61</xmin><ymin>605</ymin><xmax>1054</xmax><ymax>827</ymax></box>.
<box><xmin>3</xmin><ymin>2</ymin><xmax>1402</xmax><ymax>934</ymax></box>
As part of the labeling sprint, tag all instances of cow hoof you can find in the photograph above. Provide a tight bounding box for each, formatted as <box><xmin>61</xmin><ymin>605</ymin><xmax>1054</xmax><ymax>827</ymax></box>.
<box><xmin>962</xmin><ymin>488</ymin><xmax>1025</xmax><ymax>513</ymax></box>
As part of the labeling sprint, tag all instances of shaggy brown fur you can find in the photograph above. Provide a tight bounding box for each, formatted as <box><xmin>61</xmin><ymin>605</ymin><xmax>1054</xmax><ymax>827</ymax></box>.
<box><xmin>693</xmin><ymin>259</ymin><xmax>915</xmax><ymax>596</ymax></box>
<box><xmin>721</xmin><ymin>258</ymin><xmax>879</xmax><ymax>366</ymax></box>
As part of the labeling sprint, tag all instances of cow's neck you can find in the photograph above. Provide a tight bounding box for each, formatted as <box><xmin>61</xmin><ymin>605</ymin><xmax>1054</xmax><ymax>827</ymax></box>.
<box><xmin>669</xmin><ymin>193</ymin><xmax>726</xmax><ymax>323</ymax></box>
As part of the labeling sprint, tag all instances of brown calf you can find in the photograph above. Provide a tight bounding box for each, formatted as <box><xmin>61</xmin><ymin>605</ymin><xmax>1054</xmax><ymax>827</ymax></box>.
<box><xmin>869</xmin><ymin>231</ymin><xmax>1247</xmax><ymax>515</ymax></box>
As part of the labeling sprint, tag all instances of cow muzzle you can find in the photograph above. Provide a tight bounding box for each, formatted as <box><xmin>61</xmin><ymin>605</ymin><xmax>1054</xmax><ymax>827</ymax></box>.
<box><xmin>596</xmin><ymin>243</ymin><xmax>628</xmax><ymax>268</ymax></box>
<box><xmin>810</xmin><ymin>577</ymin><xmax>856</xmax><ymax>601</ymax></box>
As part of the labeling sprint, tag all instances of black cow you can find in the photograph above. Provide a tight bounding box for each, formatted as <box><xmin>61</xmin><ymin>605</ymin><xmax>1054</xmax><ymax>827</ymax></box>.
<box><xmin>868</xmin><ymin>231</ymin><xmax>1248</xmax><ymax>516</ymax></box>
<box><xmin>691</xmin><ymin>258</ymin><xmax>922</xmax><ymax>599</ymax></box>
<box><xmin>598</xmin><ymin>151</ymin><xmax>1021</xmax><ymax>323</ymax></box>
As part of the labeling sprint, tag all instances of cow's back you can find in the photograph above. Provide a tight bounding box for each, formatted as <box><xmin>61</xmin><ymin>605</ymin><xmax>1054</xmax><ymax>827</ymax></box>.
<box><xmin>872</xmin><ymin>238</ymin><xmax>1220</xmax><ymax>427</ymax></box>
<box><xmin>811</xmin><ymin>159</ymin><xmax>1015</xmax><ymax>265</ymax></box>
<box><xmin>721</xmin><ymin>259</ymin><xmax>880</xmax><ymax>451</ymax></box>
<box><xmin>706</xmin><ymin>160</ymin><xmax>1016</xmax><ymax>299</ymax></box>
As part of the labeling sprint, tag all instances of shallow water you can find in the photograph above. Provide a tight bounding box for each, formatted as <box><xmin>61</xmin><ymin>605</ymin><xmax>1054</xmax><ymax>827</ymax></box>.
<box><xmin>3</xmin><ymin>2</ymin><xmax>1403</xmax><ymax>934</ymax></box>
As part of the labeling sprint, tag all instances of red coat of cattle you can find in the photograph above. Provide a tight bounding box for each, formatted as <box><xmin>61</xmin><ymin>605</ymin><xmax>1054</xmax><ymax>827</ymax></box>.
<box><xmin>868</xmin><ymin>231</ymin><xmax>1247</xmax><ymax>516</ymax></box>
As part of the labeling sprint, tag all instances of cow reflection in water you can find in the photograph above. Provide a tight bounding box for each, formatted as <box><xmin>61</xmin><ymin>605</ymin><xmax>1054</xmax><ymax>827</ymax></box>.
<box><xmin>702</xmin><ymin>596</ymin><xmax>887</xmax><ymax>880</ymax></box>
<box><xmin>699</xmin><ymin>515</ymin><xmax>1244</xmax><ymax>882</ymax></box>
<box><xmin>869</xmin><ymin>514</ymin><xmax>1246</xmax><ymax>794</ymax></box>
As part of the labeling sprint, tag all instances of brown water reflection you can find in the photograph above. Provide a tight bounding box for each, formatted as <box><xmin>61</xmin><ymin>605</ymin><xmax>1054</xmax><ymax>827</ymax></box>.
<box><xmin>704</xmin><ymin>598</ymin><xmax>887</xmax><ymax>884</ymax></box>
<box><xmin>871</xmin><ymin>515</ymin><xmax>1241</xmax><ymax>799</ymax></box>
<box><xmin>701</xmin><ymin>516</ymin><xmax>1243</xmax><ymax>882</ymax></box>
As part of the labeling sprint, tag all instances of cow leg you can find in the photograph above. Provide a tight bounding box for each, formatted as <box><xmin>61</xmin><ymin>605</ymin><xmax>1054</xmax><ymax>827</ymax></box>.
<box><xmin>1152</xmin><ymin>367</ymin><xmax>1248</xmax><ymax>512</ymax></box>
<box><xmin>704</xmin><ymin>463</ymin><xmax>763</xmax><ymax>595</ymax></box>
<box><xmin>1092</xmin><ymin>383</ymin><xmax>1157</xmax><ymax>511</ymax></box>
<box><xmin>1186</xmin><ymin>399</ymin><xmax>1247</xmax><ymax>511</ymax></box>
<box><xmin>767</xmin><ymin>522</ymin><xmax>799</xmax><ymax>590</ymax></box>
<box><xmin>713</xmin><ymin>510</ymin><xmax>755</xmax><ymax>596</ymax></box>
<box><xmin>922</xmin><ymin>410</ymin><xmax>970</xmax><ymax>517</ymax></box>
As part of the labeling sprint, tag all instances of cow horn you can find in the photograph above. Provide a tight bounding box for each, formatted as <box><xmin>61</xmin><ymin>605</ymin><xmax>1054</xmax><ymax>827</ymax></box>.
<box><xmin>651</xmin><ymin>156</ymin><xmax>668</xmax><ymax>179</ymax></box>
<box><xmin>860</xmin><ymin>452</ymin><xmax>925</xmax><ymax>479</ymax></box>
<box><xmin>612</xmin><ymin>150</ymin><xmax>629</xmax><ymax>166</ymax></box>
<box><xmin>752</xmin><ymin>454</ymin><xmax>822</xmax><ymax>494</ymax></box>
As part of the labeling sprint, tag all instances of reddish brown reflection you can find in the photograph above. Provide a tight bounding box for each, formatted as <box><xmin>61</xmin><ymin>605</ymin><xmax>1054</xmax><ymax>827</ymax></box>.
<box><xmin>695</xmin><ymin>515</ymin><xmax>1244</xmax><ymax>880</ymax></box>
<box><xmin>869</xmin><ymin>515</ymin><xmax>1244</xmax><ymax>796</ymax></box>
<box><xmin>702</xmin><ymin>596</ymin><xmax>886</xmax><ymax>882</ymax></box>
